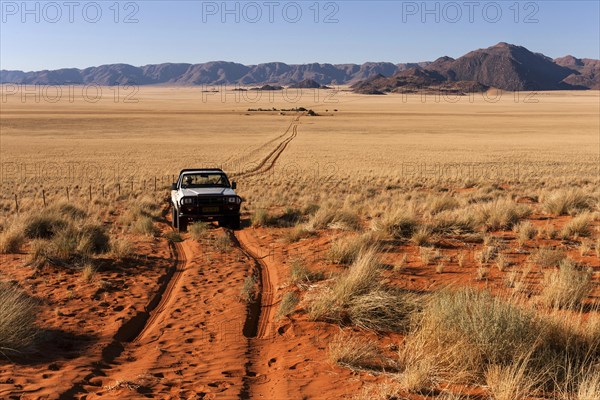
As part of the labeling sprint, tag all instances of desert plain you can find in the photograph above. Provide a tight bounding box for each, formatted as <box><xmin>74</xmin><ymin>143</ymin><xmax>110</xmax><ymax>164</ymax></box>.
<box><xmin>0</xmin><ymin>86</ymin><xmax>599</xmax><ymax>399</ymax></box>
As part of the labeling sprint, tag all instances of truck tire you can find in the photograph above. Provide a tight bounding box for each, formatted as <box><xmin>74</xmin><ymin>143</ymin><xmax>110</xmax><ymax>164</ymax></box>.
<box><xmin>172</xmin><ymin>205</ymin><xmax>179</xmax><ymax>230</ymax></box>
<box><xmin>178</xmin><ymin>215</ymin><xmax>188</xmax><ymax>232</ymax></box>
<box><xmin>229</xmin><ymin>215</ymin><xmax>241</xmax><ymax>230</ymax></box>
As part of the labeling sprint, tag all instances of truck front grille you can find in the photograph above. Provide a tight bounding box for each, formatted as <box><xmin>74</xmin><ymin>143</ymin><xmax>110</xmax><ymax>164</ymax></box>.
<box><xmin>197</xmin><ymin>196</ymin><xmax>225</xmax><ymax>205</ymax></box>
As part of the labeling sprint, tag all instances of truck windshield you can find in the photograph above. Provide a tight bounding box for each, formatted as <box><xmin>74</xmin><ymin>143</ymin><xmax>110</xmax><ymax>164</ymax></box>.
<box><xmin>181</xmin><ymin>173</ymin><xmax>230</xmax><ymax>188</ymax></box>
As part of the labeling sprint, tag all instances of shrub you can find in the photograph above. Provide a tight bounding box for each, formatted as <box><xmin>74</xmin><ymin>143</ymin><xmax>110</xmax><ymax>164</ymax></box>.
<box><xmin>543</xmin><ymin>189</ymin><xmax>594</xmax><ymax>216</ymax></box>
<box><xmin>0</xmin><ymin>284</ymin><xmax>38</xmax><ymax>353</ymax></box>
<box><xmin>541</xmin><ymin>260</ymin><xmax>592</xmax><ymax>309</ymax></box>
<box><xmin>28</xmin><ymin>239</ymin><xmax>50</xmax><ymax>267</ymax></box>
<box><xmin>23</xmin><ymin>214</ymin><xmax>67</xmax><ymax>239</ymax></box>
<box><xmin>419</xmin><ymin>247</ymin><xmax>440</xmax><ymax>266</ymax></box>
<box><xmin>348</xmin><ymin>288</ymin><xmax>417</xmax><ymax>332</ymax></box>
<box><xmin>76</xmin><ymin>224</ymin><xmax>110</xmax><ymax>255</ymax></box>
<box><xmin>307</xmin><ymin>206</ymin><xmax>361</xmax><ymax>231</ymax></box>
<box><xmin>251</xmin><ymin>209</ymin><xmax>272</xmax><ymax>227</ymax></box>
<box><xmin>328</xmin><ymin>332</ymin><xmax>381</xmax><ymax>370</ymax></box>
<box><xmin>276</xmin><ymin>292</ymin><xmax>299</xmax><ymax>319</ymax></box>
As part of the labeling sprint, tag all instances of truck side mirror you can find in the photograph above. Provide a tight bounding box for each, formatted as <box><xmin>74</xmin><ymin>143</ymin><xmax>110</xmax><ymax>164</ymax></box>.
<box><xmin>171</xmin><ymin>183</ymin><xmax>177</xmax><ymax>190</ymax></box>
<box><xmin>231</xmin><ymin>181</ymin><xmax>237</xmax><ymax>190</ymax></box>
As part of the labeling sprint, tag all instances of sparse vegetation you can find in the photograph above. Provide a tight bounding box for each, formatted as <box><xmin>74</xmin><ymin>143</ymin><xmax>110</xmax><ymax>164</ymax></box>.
<box><xmin>289</xmin><ymin>258</ymin><xmax>324</xmax><ymax>286</ymax></box>
<box><xmin>541</xmin><ymin>259</ymin><xmax>592</xmax><ymax>309</ymax></box>
<box><xmin>0</xmin><ymin>284</ymin><xmax>38</xmax><ymax>353</ymax></box>
<box><xmin>214</xmin><ymin>233</ymin><xmax>232</xmax><ymax>252</ymax></box>
<box><xmin>328</xmin><ymin>332</ymin><xmax>382</xmax><ymax>370</ymax></box>
<box><xmin>189</xmin><ymin>221</ymin><xmax>209</xmax><ymax>241</ymax></box>
<box><xmin>543</xmin><ymin>189</ymin><xmax>594</xmax><ymax>216</ymax></box>
<box><xmin>276</xmin><ymin>292</ymin><xmax>299</xmax><ymax>319</ymax></box>
<box><xmin>309</xmin><ymin>248</ymin><xmax>417</xmax><ymax>332</ymax></box>
<box><xmin>240</xmin><ymin>275</ymin><xmax>257</xmax><ymax>302</ymax></box>
<box><xmin>560</xmin><ymin>213</ymin><xmax>593</xmax><ymax>239</ymax></box>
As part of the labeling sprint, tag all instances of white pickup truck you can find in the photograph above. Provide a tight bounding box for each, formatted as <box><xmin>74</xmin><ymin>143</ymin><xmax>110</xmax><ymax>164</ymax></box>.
<box><xmin>171</xmin><ymin>168</ymin><xmax>241</xmax><ymax>231</ymax></box>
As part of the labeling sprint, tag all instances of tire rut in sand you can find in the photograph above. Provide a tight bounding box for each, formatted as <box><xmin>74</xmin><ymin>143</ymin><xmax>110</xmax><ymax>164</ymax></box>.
<box><xmin>234</xmin><ymin>115</ymin><xmax>301</xmax><ymax>179</ymax></box>
<box><xmin>226</xmin><ymin>229</ymin><xmax>278</xmax><ymax>399</ymax></box>
<box><xmin>58</xmin><ymin>227</ymin><xmax>187</xmax><ymax>399</ymax></box>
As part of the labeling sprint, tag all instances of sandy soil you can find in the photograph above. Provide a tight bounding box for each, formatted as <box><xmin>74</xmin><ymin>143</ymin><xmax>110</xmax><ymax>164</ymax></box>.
<box><xmin>0</xmin><ymin>87</ymin><xmax>598</xmax><ymax>399</ymax></box>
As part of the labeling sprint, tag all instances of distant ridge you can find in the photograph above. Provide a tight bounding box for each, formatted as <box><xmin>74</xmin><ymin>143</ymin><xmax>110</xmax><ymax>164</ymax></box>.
<box><xmin>1</xmin><ymin>43</ymin><xmax>597</xmax><ymax>91</ymax></box>
<box><xmin>353</xmin><ymin>43</ymin><xmax>599</xmax><ymax>94</ymax></box>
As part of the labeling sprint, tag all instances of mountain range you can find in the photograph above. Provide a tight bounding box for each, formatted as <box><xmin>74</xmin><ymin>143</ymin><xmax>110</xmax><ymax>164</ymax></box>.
<box><xmin>1</xmin><ymin>43</ymin><xmax>598</xmax><ymax>92</ymax></box>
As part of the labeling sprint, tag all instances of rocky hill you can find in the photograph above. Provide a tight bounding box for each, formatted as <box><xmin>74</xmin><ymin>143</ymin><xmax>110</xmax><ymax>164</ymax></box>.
<box><xmin>1</xmin><ymin>43</ymin><xmax>597</xmax><ymax>91</ymax></box>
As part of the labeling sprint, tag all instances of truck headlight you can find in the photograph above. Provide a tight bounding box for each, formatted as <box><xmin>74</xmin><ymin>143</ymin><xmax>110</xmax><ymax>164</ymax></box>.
<box><xmin>181</xmin><ymin>197</ymin><xmax>194</xmax><ymax>205</ymax></box>
<box><xmin>228</xmin><ymin>197</ymin><xmax>241</xmax><ymax>204</ymax></box>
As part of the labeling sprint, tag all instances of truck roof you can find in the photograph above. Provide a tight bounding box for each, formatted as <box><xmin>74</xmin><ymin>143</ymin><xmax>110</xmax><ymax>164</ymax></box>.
<box><xmin>178</xmin><ymin>168</ymin><xmax>225</xmax><ymax>175</ymax></box>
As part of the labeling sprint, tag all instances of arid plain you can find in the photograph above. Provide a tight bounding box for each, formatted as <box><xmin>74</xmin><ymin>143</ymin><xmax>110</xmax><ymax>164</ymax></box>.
<box><xmin>0</xmin><ymin>86</ymin><xmax>599</xmax><ymax>399</ymax></box>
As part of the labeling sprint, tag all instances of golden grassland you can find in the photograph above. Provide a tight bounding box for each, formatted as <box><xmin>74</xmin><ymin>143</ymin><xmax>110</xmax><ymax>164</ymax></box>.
<box><xmin>0</xmin><ymin>86</ymin><xmax>599</xmax><ymax>398</ymax></box>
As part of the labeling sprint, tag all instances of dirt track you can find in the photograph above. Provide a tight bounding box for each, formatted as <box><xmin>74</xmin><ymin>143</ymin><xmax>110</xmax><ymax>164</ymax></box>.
<box><xmin>57</xmin><ymin>117</ymin><xmax>298</xmax><ymax>398</ymax></box>
<box><xmin>233</xmin><ymin>114</ymin><xmax>301</xmax><ymax>178</ymax></box>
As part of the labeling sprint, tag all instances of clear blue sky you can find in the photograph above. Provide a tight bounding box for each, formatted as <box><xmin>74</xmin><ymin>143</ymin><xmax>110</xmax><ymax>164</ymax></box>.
<box><xmin>1</xmin><ymin>1</ymin><xmax>599</xmax><ymax>71</ymax></box>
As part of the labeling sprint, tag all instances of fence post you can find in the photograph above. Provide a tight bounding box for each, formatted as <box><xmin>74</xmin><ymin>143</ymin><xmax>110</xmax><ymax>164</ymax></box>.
<box><xmin>89</xmin><ymin>185</ymin><xmax>92</xmax><ymax>201</ymax></box>
<box><xmin>66</xmin><ymin>187</ymin><xmax>70</xmax><ymax>202</ymax></box>
<box><xmin>154</xmin><ymin>176</ymin><xmax>157</xmax><ymax>191</ymax></box>
<box><xmin>102</xmin><ymin>184</ymin><xmax>105</xmax><ymax>198</ymax></box>
<box><xmin>42</xmin><ymin>189</ymin><xmax>46</xmax><ymax>207</ymax></box>
<box><xmin>14</xmin><ymin>194</ymin><xmax>19</xmax><ymax>215</ymax></box>
<box><xmin>117</xmin><ymin>183</ymin><xmax>121</xmax><ymax>196</ymax></box>
<box><xmin>130</xmin><ymin>180</ymin><xmax>134</xmax><ymax>192</ymax></box>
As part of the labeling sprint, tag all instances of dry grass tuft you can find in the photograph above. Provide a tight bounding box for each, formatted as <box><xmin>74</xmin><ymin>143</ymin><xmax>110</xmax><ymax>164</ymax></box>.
<box><xmin>276</xmin><ymin>292</ymin><xmax>299</xmax><ymax>319</ymax></box>
<box><xmin>375</xmin><ymin>210</ymin><xmax>418</xmax><ymax>239</ymax></box>
<box><xmin>560</xmin><ymin>213</ymin><xmax>593</xmax><ymax>239</ymax></box>
<box><xmin>81</xmin><ymin>262</ymin><xmax>97</xmax><ymax>283</ymax></box>
<box><xmin>240</xmin><ymin>275</ymin><xmax>257</xmax><ymax>302</ymax></box>
<box><xmin>0</xmin><ymin>284</ymin><xmax>38</xmax><ymax>353</ymax></box>
<box><xmin>132</xmin><ymin>216</ymin><xmax>156</xmax><ymax>236</ymax></box>
<box><xmin>476</xmin><ymin>199</ymin><xmax>531</xmax><ymax>231</ymax></box>
<box><xmin>514</xmin><ymin>221</ymin><xmax>537</xmax><ymax>246</ymax></box>
<box><xmin>328</xmin><ymin>332</ymin><xmax>382</xmax><ymax>370</ymax></box>
<box><xmin>543</xmin><ymin>189</ymin><xmax>594</xmax><ymax>216</ymax></box>
<box><xmin>0</xmin><ymin>225</ymin><xmax>25</xmax><ymax>254</ymax></box>
<box><xmin>485</xmin><ymin>355</ymin><xmax>537</xmax><ymax>400</ymax></box>
<box><xmin>289</xmin><ymin>258</ymin><xmax>324</xmax><ymax>286</ymax></box>
<box><xmin>531</xmin><ymin>247</ymin><xmax>566</xmax><ymax>268</ymax></box>
<box><xmin>541</xmin><ymin>260</ymin><xmax>592</xmax><ymax>309</ymax></box>
<box><xmin>110</xmin><ymin>236</ymin><xmax>132</xmax><ymax>260</ymax></box>
<box><xmin>189</xmin><ymin>221</ymin><xmax>209</xmax><ymax>241</ymax></box>
<box><xmin>310</xmin><ymin>248</ymin><xmax>416</xmax><ymax>332</ymax></box>
<box><xmin>327</xmin><ymin>232</ymin><xmax>380</xmax><ymax>264</ymax></box>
